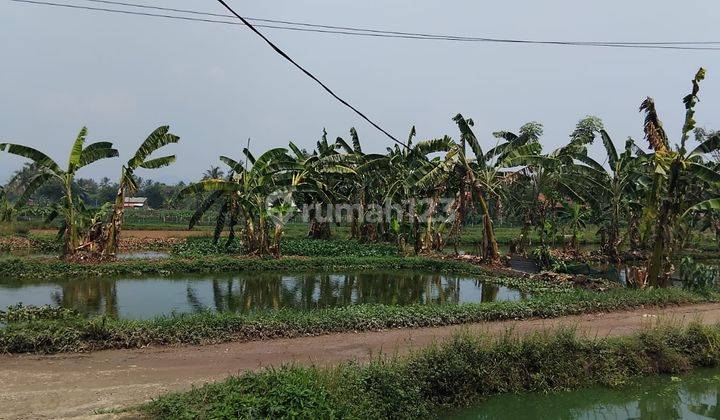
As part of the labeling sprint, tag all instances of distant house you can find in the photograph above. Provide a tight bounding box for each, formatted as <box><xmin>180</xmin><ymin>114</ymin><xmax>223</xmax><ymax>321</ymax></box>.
<box><xmin>123</xmin><ymin>197</ymin><xmax>148</xmax><ymax>209</ymax></box>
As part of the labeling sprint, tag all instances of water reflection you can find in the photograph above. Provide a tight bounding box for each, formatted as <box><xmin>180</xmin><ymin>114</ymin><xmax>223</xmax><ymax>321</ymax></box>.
<box><xmin>453</xmin><ymin>368</ymin><xmax>720</xmax><ymax>420</ymax></box>
<box><xmin>0</xmin><ymin>271</ymin><xmax>524</xmax><ymax>319</ymax></box>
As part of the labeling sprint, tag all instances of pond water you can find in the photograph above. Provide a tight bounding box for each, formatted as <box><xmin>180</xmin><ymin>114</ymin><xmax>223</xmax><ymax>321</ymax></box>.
<box><xmin>116</xmin><ymin>251</ymin><xmax>169</xmax><ymax>260</ymax></box>
<box><xmin>453</xmin><ymin>368</ymin><xmax>720</xmax><ymax>419</ymax></box>
<box><xmin>0</xmin><ymin>271</ymin><xmax>525</xmax><ymax>319</ymax></box>
<box><xmin>579</xmin><ymin>260</ymin><xmax>720</xmax><ymax>287</ymax></box>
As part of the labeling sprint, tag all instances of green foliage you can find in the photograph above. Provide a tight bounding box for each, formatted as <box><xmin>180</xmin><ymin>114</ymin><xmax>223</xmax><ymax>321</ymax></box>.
<box><xmin>170</xmin><ymin>237</ymin><xmax>398</xmax><ymax>258</ymax></box>
<box><xmin>678</xmin><ymin>257</ymin><xmax>719</xmax><ymax>293</ymax></box>
<box><xmin>170</xmin><ymin>237</ymin><xmax>242</xmax><ymax>256</ymax></box>
<box><xmin>1</xmin><ymin>127</ymin><xmax>120</xmax><ymax>255</ymax></box>
<box><xmin>0</xmin><ymin>303</ymin><xmax>78</xmax><ymax>323</ymax></box>
<box><xmin>282</xmin><ymin>239</ymin><xmax>398</xmax><ymax>257</ymax></box>
<box><xmin>530</xmin><ymin>245</ymin><xmax>566</xmax><ymax>272</ymax></box>
<box><xmin>143</xmin><ymin>323</ymin><xmax>720</xmax><ymax>419</ymax></box>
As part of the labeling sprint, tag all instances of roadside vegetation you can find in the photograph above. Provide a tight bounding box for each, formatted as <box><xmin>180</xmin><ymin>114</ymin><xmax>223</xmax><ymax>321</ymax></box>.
<box><xmin>141</xmin><ymin>322</ymin><xmax>720</xmax><ymax>419</ymax></box>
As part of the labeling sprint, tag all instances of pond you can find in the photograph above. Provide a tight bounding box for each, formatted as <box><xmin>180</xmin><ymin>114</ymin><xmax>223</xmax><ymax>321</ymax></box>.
<box><xmin>563</xmin><ymin>258</ymin><xmax>720</xmax><ymax>288</ymax></box>
<box><xmin>0</xmin><ymin>271</ymin><xmax>525</xmax><ymax>319</ymax></box>
<box><xmin>453</xmin><ymin>368</ymin><xmax>720</xmax><ymax>419</ymax></box>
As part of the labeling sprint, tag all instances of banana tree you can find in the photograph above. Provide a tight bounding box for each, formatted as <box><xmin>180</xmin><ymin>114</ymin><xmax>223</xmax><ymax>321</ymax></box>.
<box><xmin>0</xmin><ymin>127</ymin><xmax>119</xmax><ymax>256</ymax></box>
<box><xmin>288</xmin><ymin>130</ymin><xmax>356</xmax><ymax>240</ymax></box>
<box><xmin>357</xmin><ymin>127</ymin><xmax>451</xmax><ymax>249</ymax></box>
<box><xmin>96</xmin><ymin>126</ymin><xmax>179</xmax><ymax>256</ymax></box>
<box><xmin>416</xmin><ymin>114</ymin><xmax>518</xmax><ymax>261</ymax></box>
<box><xmin>558</xmin><ymin>202</ymin><xmax>589</xmax><ymax>251</ymax></box>
<box><xmin>502</xmin><ymin>118</ymin><xmax>599</xmax><ymax>250</ymax></box>
<box><xmin>640</xmin><ymin>68</ymin><xmax>720</xmax><ymax>285</ymax></box>
<box><xmin>178</xmin><ymin>147</ymin><xmax>294</xmax><ymax>256</ymax></box>
<box><xmin>576</xmin><ymin>133</ymin><xmax>641</xmax><ymax>257</ymax></box>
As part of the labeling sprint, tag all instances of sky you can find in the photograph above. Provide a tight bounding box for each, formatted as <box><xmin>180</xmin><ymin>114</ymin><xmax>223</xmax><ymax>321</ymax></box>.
<box><xmin>1</xmin><ymin>0</ymin><xmax>719</xmax><ymax>184</ymax></box>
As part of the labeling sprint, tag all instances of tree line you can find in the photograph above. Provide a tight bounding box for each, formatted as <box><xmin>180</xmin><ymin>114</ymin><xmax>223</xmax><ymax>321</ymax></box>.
<box><xmin>1</xmin><ymin>68</ymin><xmax>719</xmax><ymax>286</ymax></box>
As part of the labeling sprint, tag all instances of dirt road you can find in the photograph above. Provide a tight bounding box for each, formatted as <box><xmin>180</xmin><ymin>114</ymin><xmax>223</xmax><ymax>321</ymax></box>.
<box><xmin>3</xmin><ymin>303</ymin><xmax>720</xmax><ymax>419</ymax></box>
<box><xmin>30</xmin><ymin>229</ymin><xmax>209</xmax><ymax>239</ymax></box>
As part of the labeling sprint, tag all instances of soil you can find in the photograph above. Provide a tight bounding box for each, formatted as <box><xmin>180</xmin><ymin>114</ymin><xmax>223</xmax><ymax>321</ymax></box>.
<box><xmin>30</xmin><ymin>229</ymin><xmax>208</xmax><ymax>239</ymax></box>
<box><xmin>2</xmin><ymin>303</ymin><xmax>720</xmax><ymax>419</ymax></box>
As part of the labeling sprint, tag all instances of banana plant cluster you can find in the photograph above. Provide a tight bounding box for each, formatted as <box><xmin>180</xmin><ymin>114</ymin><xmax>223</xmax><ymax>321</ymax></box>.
<box><xmin>177</xmin><ymin>66</ymin><xmax>720</xmax><ymax>271</ymax></box>
<box><xmin>2</xmin><ymin>68</ymin><xmax>720</xmax><ymax>282</ymax></box>
<box><xmin>93</xmin><ymin>126</ymin><xmax>179</xmax><ymax>257</ymax></box>
<box><xmin>0</xmin><ymin>126</ymin><xmax>179</xmax><ymax>258</ymax></box>
<box><xmin>635</xmin><ymin>69</ymin><xmax>720</xmax><ymax>285</ymax></box>
<box><xmin>178</xmin><ymin>147</ymin><xmax>301</xmax><ymax>256</ymax></box>
<box><xmin>0</xmin><ymin>128</ymin><xmax>119</xmax><ymax>255</ymax></box>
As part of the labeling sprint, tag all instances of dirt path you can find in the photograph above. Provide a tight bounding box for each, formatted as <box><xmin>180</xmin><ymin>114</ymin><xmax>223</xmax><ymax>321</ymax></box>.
<box><xmin>3</xmin><ymin>303</ymin><xmax>720</xmax><ymax>419</ymax></box>
<box><xmin>30</xmin><ymin>229</ymin><xmax>209</xmax><ymax>239</ymax></box>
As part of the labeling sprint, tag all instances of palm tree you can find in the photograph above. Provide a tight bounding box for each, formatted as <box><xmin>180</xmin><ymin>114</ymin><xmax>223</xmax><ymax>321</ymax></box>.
<box><xmin>94</xmin><ymin>126</ymin><xmax>179</xmax><ymax>256</ymax></box>
<box><xmin>0</xmin><ymin>127</ymin><xmax>118</xmax><ymax>256</ymax></box>
<box><xmin>202</xmin><ymin>165</ymin><xmax>224</xmax><ymax>180</ymax></box>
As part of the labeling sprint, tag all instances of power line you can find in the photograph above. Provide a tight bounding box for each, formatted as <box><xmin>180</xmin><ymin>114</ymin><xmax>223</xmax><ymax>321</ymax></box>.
<box><xmin>212</xmin><ymin>0</ymin><xmax>407</xmax><ymax>148</ymax></box>
<box><xmin>76</xmin><ymin>0</ymin><xmax>720</xmax><ymax>46</ymax></box>
<box><xmin>9</xmin><ymin>0</ymin><xmax>720</xmax><ymax>51</ymax></box>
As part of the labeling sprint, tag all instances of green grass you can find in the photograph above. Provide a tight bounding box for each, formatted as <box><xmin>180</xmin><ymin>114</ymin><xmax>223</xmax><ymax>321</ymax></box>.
<box><xmin>0</xmin><ymin>286</ymin><xmax>709</xmax><ymax>354</ymax></box>
<box><xmin>141</xmin><ymin>322</ymin><xmax>720</xmax><ymax>419</ymax></box>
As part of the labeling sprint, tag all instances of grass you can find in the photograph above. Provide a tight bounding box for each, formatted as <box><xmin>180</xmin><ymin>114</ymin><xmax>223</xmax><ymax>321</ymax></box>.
<box><xmin>141</xmin><ymin>322</ymin><xmax>720</xmax><ymax>419</ymax></box>
<box><xmin>0</xmin><ymin>286</ymin><xmax>710</xmax><ymax>354</ymax></box>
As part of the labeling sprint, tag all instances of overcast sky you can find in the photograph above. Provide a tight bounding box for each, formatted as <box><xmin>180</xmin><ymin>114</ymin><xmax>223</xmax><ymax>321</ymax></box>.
<box><xmin>1</xmin><ymin>0</ymin><xmax>719</xmax><ymax>184</ymax></box>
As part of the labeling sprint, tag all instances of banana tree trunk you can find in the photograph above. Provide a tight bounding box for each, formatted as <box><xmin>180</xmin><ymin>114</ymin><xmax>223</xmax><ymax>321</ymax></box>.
<box><xmin>478</xmin><ymin>194</ymin><xmax>500</xmax><ymax>262</ymax></box>
<box><xmin>272</xmin><ymin>224</ymin><xmax>283</xmax><ymax>258</ymax></box>
<box><xmin>308</xmin><ymin>207</ymin><xmax>331</xmax><ymax>239</ymax></box>
<box><xmin>412</xmin><ymin>213</ymin><xmax>422</xmax><ymax>254</ymax></box>
<box><xmin>647</xmin><ymin>159</ymin><xmax>680</xmax><ymax>286</ymax></box>
<box><xmin>64</xmin><ymin>176</ymin><xmax>79</xmax><ymax>256</ymax></box>
<box><xmin>467</xmin><ymin>179</ymin><xmax>499</xmax><ymax>262</ymax></box>
<box><xmin>102</xmin><ymin>182</ymin><xmax>126</xmax><ymax>256</ymax></box>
